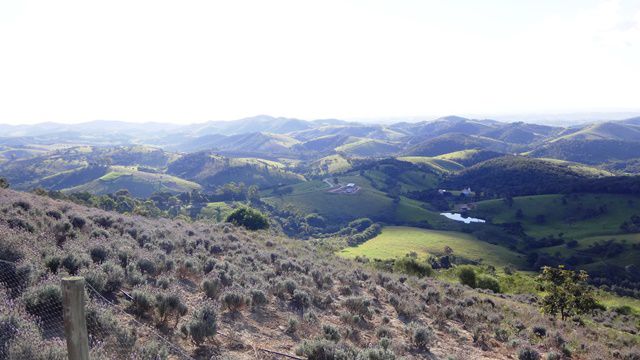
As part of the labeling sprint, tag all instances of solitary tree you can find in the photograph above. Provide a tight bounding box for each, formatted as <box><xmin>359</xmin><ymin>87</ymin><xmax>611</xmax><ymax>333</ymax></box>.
<box><xmin>0</xmin><ymin>177</ymin><xmax>8</xmax><ymax>189</ymax></box>
<box><xmin>536</xmin><ymin>265</ymin><xmax>598</xmax><ymax>320</ymax></box>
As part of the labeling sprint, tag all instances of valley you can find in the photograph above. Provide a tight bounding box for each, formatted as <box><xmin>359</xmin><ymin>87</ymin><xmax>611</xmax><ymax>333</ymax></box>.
<box><xmin>2</xmin><ymin>115</ymin><xmax>640</xmax><ymax>359</ymax></box>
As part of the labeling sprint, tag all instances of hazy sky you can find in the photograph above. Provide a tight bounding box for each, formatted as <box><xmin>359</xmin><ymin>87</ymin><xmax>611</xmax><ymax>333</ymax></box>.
<box><xmin>1</xmin><ymin>0</ymin><xmax>639</xmax><ymax>124</ymax></box>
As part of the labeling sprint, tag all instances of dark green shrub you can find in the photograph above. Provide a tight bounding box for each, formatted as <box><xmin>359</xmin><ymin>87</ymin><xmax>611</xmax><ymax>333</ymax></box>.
<box><xmin>62</xmin><ymin>254</ymin><xmax>86</xmax><ymax>275</ymax></box>
<box><xmin>135</xmin><ymin>340</ymin><xmax>169</xmax><ymax>360</ymax></box>
<box><xmin>284</xmin><ymin>279</ymin><xmax>297</xmax><ymax>295</ymax></box>
<box><xmin>476</xmin><ymin>275</ymin><xmax>501</xmax><ymax>293</ymax></box>
<box><xmin>13</xmin><ymin>201</ymin><xmax>31</xmax><ymax>211</ymax></box>
<box><xmin>0</xmin><ymin>314</ymin><xmax>19</xmax><ymax>358</ymax></box>
<box><xmin>412</xmin><ymin>326</ymin><xmax>434</xmax><ymax>351</ymax></box>
<box><xmin>532</xmin><ymin>325</ymin><xmax>546</xmax><ymax>337</ymax></box>
<box><xmin>518</xmin><ymin>347</ymin><xmax>540</xmax><ymax>360</ymax></box>
<box><xmin>155</xmin><ymin>294</ymin><xmax>187</xmax><ymax>325</ymax></box>
<box><xmin>89</xmin><ymin>246</ymin><xmax>109</xmax><ymax>264</ymax></box>
<box><xmin>203</xmin><ymin>259</ymin><xmax>216</xmax><ymax>274</ymax></box>
<box><xmin>222</xmin><ymin>291</ymin><xmax>248</xmax><ymax>312</ymax></box>
<box><xmin>129</xmin><ymin>290</ymin><xmax>153</xmax><ymax>317</ymax></box>
<box><xmin>102</xmin><ymin>261</ymin><xmax>125</xmax><ymax>294</ymax></box>
<box><xmin>84</xmin><ymin>269</ymin><xmax>107</xmax><ymax>293</ymax></box>
<box><xmin>70</xmin><ymin>216</ymin><xmax>86</xmax><ymax>229</ymax></box>
<box><xmin>93</xmin><ymin>215</ymin><xmax>113</xmax><ymax>228</ymax></box>
<box><xmin>226</xmin><ymin>207</ymin><xmax>269</xmax><ymax>230</ymax></box>
<box><xmin>495</xmin><ymin>328</ymin><xmax>509</xmax><ymax>342</ymax></box>
<box><xmin>46</xmin><ymin>210</ymin><xmax>62</xmax><ymax>220</ymax></box>
<box><xmin>292</xmin><ymin>290</ymin><xmax>311</xmax><ymax>311</ymax></box>
<box><xmin>86</xmin><ymin>305</ymin><xmax>117</xmax><ymax>343</ymax></box>
<box><xmin>202</xmin><ymin>278</ymin><xmax>222</xmax><ymax>300</ymax></box>
<box><xmin>357</xmin><ymin>347</ymin><xmax>396</xmax><ymax>360</ymax></box>
<box><xmin>393</xmin><ymin>256</ymin><xmax>432</xmax><ymax>277</ymax></box>
<box><xmin>7</xmin><ymin>218</ymin><xmax>34</xmax><ymax>233</ymax></box>
<box><xmin>24</xmin><ymin>284</ymin><xmax>63</xmax><ymax>321</ymax></box>
<box><xmin>376</xmin><ymin>326</ymin><xmax>393</xmax><ymax>339</ymax></box>
<box><xmin>323</xmin><ymin>324</ymin><xmax>341</xmax><ymax>342</ymax></box>
<box><xmin>137</xmin><ymin>258</ymin><xmax>156</xmax><ymax>275</ymax></box>
<box><xmin>157</xmin><ymin>277</ymin><xmax>170</xmax><ymax>290</ymax></box>
<box><xmin>0</xmin><ymin>262</ymin><xmax>31</xmax><ymax>297</ymax></box>
<box><xmin>343</xmin><ymin>296</ymin><xmax>372</xmax><ymax>318</ymax></box>
<box><xmin>250</xmin><ymin>289</ymin><xmax>268</xmax><ymax>309</ymax></box>
<box><xmin>458</xmin><ymin>267</ymin><xmax>477</xmax><ymax>288</ymax></box>
<box><xmin>286</xmin><ymin>317</ymin><xmax>299</xmax><ymax>334</ymax></box>
<box><xmin>296</xmin><ymin>339</ymin><xmax>354</xmax><ymax>360</ymax></box>
<box><xmin>185</xmin><ymin>304</ymin><xmax>217</xmax><ymax>346</ymax></box>
<box><xmin>44</xmin><ymin>256</ymin><xmax>61</xmax><ymax>274</ymax></box>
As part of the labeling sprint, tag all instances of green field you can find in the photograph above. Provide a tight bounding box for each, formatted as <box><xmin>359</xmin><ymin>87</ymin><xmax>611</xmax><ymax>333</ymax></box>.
<box><xmin>538</xmin><ymin>232</ymin><xmax>640</xmax><ymax>269</ymax></box>
<box><xmin>340</xmin><ymin>226</ymin><xmax>526</xmax><ymax>268</ymax></box>
<box><xmin>199</xmin><ymin>202</ymin><xmax>235</xmax><ymax>222</ymax></box>
<box><xmin>265</xmin><ymin>174</ymin><xmax>457</xmax><ymax>226</ymax></box>
<box><xmin>397</xmin><ymin>156</ymin><xmax>464</xmax><ymax>173</ymax></box>
<box><xmin>471</xmin><ymin>193</ymin><xmax>640</xmax><ymax>239</ymax></box>
<box><xmin>309</xmin><ymin>154</ymin><xmax>353</xmax><ymax>175</ymax></box>
<box><xmin>334</xmin><ymin>138</ymin><xmax>400</xmax><ymax>157</ymax></box>
<box><xmin>434</xmin><ymin>149</ymin><xmax>480</xmax><ymax>161</ymax></box>
<box><xmin>265</xmin><ymin>177</ymin><xmax>395</xmax><ymax>222</ymax></box>
<box><xmin>361</xmin><ymin>167</ymin><xmax>439</xmax><ymax>193</ymax></box>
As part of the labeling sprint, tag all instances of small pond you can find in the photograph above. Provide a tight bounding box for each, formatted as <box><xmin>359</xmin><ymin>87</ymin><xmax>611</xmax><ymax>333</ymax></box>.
<box><xmin>440</xmin><ymin>212</ymin><xmax>486</xmax><ymax>224</ymax></box>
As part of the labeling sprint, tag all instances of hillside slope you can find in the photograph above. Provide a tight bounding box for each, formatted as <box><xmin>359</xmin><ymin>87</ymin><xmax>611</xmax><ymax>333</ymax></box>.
<box><xmin>0</xmin><ymin>188</ymin><xmax>637</xmax><ymax>359</ymax></box>
<box><xmin>167</xmin><ymin>152</ymin><xmax>304</xmax><ymax>189</ymax></box>
<box><xmin>446</xmin><ymin>156</ymin><xmax>605</xmax><ymax>195</ymax></box>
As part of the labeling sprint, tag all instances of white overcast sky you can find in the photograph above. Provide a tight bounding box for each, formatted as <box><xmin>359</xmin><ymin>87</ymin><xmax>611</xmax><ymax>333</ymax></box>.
<box><xmin>0</xmin><ymin>0</ymin><xmax>639</xmax><ymax>124</ymax></box>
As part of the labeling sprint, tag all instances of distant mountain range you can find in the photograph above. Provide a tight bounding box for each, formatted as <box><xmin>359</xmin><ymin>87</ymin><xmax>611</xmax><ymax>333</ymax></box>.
<box><xmin>3</xmin><ymin>114</ymin><xmax>640</xmax><ymax>158</ymax></box>
<box><xmin>3</xmin><ymin>114</ymin><xmax>640</xmax><ymax>196</ymax></box>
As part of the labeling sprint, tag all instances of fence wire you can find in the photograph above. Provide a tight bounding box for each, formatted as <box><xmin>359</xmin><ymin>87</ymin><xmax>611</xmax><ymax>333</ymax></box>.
<box><xmin>85</xmin><ymin>281</ymin><xmax>195</xmax><ymax>360</ymax></box>
<box><xmin>0</xmin><ymin>259</ymin><xmax>195</xmax><ymax>360</ymax></box>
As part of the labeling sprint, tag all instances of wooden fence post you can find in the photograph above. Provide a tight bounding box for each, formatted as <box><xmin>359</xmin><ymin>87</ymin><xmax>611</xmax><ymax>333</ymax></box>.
<box><xmin>62</xmin><ymin>276</ymin><xmax>90</xmax><ymax>360</ymax></box>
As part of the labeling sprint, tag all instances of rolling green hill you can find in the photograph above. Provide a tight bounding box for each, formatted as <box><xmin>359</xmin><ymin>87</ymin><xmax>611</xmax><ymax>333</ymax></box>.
<box><xmin>529</xmin><ymin>139</ymin><xmax>640</xmax><ymax>165</ymax></box>
<box><xmin>64</xmin><ymin>166</ymin><xmax>201</xmax><ymax>197</ymax></box>
<box><xmin>396</xmin><ymin>156</ymin><xmax>464</xmax><ymax>173</ymax></box>
<box><xmin>308</xmin><ymin>154</ymin><xmax>353</xmax><ymax>175</ymax></box>
<box><xmin>334</xmin><ymin>138</ymin><xmax>401</xmax><ymax>157</ymax></box>
<box><xmin>264</xmin><ymin>173</ymin><xmax>451</xmax><ymax>226</ymax></box>
<box><xmin>470</xmin><ymin>193</ymin><xmax>640</xmax><ymax>239</ymax></box>
<box><xmin>404</xmin><ymin>133</ymin><xmax>510</xmax><ymax>157</ymax></box>
<box><xmin>552</xmin><ymin>122</ymin><xmax>640</xmax><ymax>142</ymax></box>
<box><xmin>0</xmin><ymin>145</ymin><xmax>175</xmax><ymax>189</ymax></box>
<box><xmin>446</xmin><ymin>156</ymin><xmax>606</xmax><ymax>195</ymax></box>
<box><xmin>167</xmin><ymin>151</ymin><xmax>304</xmax><ymax>189</ymax></box>
<box><xmin>434</xmin><ymin>149</ymin><xmax>504</xmax><ymax>167</ymax></box>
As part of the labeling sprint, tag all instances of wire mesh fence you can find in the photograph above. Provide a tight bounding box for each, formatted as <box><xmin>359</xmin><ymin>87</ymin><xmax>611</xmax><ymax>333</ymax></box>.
<box><xmin>0</xmin><ymin>259</ymin><xmax>195</xmax><ymax>359</ymax></box>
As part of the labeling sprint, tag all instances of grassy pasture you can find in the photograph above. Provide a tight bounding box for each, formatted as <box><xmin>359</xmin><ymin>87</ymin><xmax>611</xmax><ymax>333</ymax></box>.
<box><xmin>340</xmin><ymin>226</ymin><xmax>526</xmax><ymax>268</ymax></box>
<box><xmin>471</xmin><ymin>193</ymin><xmax>640</xmax><ymax>239</ymax></box>
<box><xmin>397</xmin><ymin>156</ymin><xmax>464</xmax><ymax>173</ymax></box>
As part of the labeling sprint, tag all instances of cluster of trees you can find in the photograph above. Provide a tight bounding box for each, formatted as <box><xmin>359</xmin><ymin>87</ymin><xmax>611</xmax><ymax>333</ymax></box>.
<box><xmin>43</xmin><ymin>181</ymin><xmax>262</xmax><ymax>222</ymax></box>
<box><xmin>448</xmin><ymin>155</ymin><xmax>640</xmax><ymax>197</ymax></box>
<box><xmin>446</xmin><ymin>156</ymin><xmax>587</xmax><ymax>196</ymax></box>
<box><xmin>406</xmin><ymin>189</ymin><xmax>451</xmax><ymax>211</ymax></box>
<box><xmin>225</xmin><ymin>207</ymin><xmax>269</xmax><ymax>230</ymax></box>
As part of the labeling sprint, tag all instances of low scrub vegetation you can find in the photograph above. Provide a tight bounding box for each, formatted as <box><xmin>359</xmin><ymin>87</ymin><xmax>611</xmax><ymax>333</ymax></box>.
<box><xmin>0</xmin><ymin>188</ymin><xmax>638</xmax><ymax>359</ymax></box>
